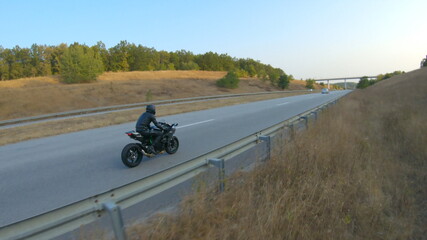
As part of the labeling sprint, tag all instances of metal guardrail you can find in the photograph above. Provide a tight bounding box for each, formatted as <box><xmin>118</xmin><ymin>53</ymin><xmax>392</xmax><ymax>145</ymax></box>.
<box><xmin>0</xmin><ymin>95</ymin><xmax>345</xmax><ymax>240</ymax></box>
<box><xmin>0</xmin><ymin>90</ymin><xmax>311</xmax><ymax>127</ymax></box>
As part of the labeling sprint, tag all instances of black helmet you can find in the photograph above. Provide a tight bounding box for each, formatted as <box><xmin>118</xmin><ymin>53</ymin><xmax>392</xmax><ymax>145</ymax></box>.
<box><xmin>146</xmin><ymin>104</ymin><xmax>156</xmax><ymax>114</ymax></box>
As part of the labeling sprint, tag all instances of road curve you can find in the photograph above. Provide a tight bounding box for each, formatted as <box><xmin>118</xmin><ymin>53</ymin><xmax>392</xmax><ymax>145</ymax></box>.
<box><xmin>0</xmin><ymin>90</ymin><xmax>350</xmax><ymax>227</ymax></box>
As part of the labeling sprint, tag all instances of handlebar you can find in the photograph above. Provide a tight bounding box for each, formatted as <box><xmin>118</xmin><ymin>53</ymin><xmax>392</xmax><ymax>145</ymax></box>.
<box><xmin>157</xmin><ymin>122</ymin><xmax>178</xmax><ymax>130</ymax></box>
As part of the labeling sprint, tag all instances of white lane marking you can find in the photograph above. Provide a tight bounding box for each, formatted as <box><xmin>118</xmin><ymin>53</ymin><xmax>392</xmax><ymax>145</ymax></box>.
<box><xmin>176</xmin><ymin>119</ymin><xmax>215</xmax><ymax>129</ymax></box>
<box><xmin>276</xmin><ymin>102</ymin><xmax>289</xmax><ymax>106</ymax></box>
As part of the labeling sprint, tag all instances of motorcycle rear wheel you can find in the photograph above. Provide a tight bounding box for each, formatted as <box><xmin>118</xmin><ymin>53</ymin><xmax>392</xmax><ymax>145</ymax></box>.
<box><xmin>166</xmin><ymin>136</ymin><xmax>179</xmax><ymax>154</ymax></box>
<box><xmin>121</xmin><ymin>143</ymin><xmax>143</xmax><ymax>168</ymax></box>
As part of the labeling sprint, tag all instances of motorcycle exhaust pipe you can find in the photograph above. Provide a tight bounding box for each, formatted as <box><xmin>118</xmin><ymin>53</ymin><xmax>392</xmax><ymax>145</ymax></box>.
<box><xmin>140</xmin><ymin>148</ymin><xmax>155</xmax><ymax>158</ymax></box>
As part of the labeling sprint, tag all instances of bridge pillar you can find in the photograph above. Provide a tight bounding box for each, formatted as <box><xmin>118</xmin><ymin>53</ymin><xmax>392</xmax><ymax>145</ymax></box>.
<box><xmin>344</xmin><ymin>79</ymin><xmax>347</xmax><ymax>90</ymax></box>
<box><xmin>327</xmin><ymin>80</ymin><xmax>330</xmax><ymax>89</ymax></box>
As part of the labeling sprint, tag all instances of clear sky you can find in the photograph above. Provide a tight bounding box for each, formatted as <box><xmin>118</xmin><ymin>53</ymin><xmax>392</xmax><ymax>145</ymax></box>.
<box><xmin>1</xmin><ymin>0</ymin><xmax>426</xmax><ymax>79</ymax></box>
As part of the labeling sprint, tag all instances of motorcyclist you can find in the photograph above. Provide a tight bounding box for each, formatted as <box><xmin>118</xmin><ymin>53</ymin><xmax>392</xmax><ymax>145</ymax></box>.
<box><xmin>136</xmin><ymin>104</ymin><xmax>164</xmax><ymax>154</ymax></box>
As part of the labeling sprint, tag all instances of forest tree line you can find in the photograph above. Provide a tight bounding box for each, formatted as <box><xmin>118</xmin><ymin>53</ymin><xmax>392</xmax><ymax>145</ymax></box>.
<box><xmin>0</xmin><ymin>41</ymin><xmax>290</xmax><ymax>86</ymax></box>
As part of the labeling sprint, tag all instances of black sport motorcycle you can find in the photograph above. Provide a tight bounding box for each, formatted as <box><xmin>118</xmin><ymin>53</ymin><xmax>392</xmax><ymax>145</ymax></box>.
<box><xmin>121</xmin><ymin>122</ymin><xmax>179</xmax><ymax>168</ymax></box>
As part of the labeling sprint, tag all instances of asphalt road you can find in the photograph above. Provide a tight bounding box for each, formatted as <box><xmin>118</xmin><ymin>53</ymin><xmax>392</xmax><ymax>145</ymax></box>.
<box><xmin>0</xmin><ymin>90</ymin><xmax>350</xmax><ymax>227</ymax></box>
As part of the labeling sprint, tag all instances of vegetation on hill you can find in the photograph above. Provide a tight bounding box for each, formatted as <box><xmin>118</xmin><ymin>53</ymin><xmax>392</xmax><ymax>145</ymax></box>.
<box><xmin>305</xmin><ymin>79</ymin><xmax>315</xmax><ymax>89</ymax></box>
<box><xmin>59</xmin><ymin>43</ymin><xmax>104</xmax><ymax>83</ymax></box>
<box><xmin>278</xmin><ymin>74</ymin><xmax>290</xmax><ymax>89</ymax></box>
<box><xmin>216</xmin><ymin>71</ymin><xmax>240</xmax><ymax>89</ymax></box>
<box><xmin>0</xmin><ymin>70</ymin><xmax>314</xmax><ymax>121</ymax></box>
<box><xmin>421</xmin><ymin>55</ymin><xmax>427</xmax><ymax>67</ymax></box>
<box><xmin>356</xmin><ymin>71</ymin><xmax>405</xmax><ymax>89</ymax></box>
<box><xmin>0</xmin><ymin>41</ymin><xmax>290</xmax><ymax>85</ymax></box>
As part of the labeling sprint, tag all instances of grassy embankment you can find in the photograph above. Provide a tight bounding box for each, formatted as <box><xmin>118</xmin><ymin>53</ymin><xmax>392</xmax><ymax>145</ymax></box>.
<box><xmin>0</xmin><ymin>71</ymin><xmax>313</xmax><ymax>145</ymax></box>
<box><xmin>98</xmin><ymin>68</ymin><xmax>425</xmax><ymax>239</ymax></box>
<box><xmin>0</xmin><ymin>70</ymin><xmax>312</xmax><ymax>121</ymax></box>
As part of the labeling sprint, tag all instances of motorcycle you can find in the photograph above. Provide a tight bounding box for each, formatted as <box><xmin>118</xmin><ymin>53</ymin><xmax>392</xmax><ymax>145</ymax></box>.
<box><xmin>121</xmin><ymin>122</ymin><xmax>179</xmax><ymax>168</ymax></box>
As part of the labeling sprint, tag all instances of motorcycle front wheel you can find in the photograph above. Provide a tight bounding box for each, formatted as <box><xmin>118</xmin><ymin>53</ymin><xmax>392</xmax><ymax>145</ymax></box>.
<box><xmin>121</xmin><ymin>143</ymin><xmax>143</xmax><ymax>168</ymax></box>
<box><xmin>166</xmin><ymin>136</ymin><xmax>179</xmax><ymax>154</ymax></box>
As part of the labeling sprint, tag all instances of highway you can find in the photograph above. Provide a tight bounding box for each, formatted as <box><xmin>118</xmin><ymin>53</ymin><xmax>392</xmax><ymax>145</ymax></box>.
<box><xmin>0</xmin><ymin>90</ymin><xmax>350</xmax><ymax>227</ymax></box>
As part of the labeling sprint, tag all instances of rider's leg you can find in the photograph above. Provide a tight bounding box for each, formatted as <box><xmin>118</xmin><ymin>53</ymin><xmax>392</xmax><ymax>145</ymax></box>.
<box><xmin>151</xmin><ymin>130</ymin><xmax>162</xmax><ymax>150</ymax></box>
<box><xmin>139</xmin><ymin>130</ymin><xmax>156</xmax><ymax>154</ymax></box>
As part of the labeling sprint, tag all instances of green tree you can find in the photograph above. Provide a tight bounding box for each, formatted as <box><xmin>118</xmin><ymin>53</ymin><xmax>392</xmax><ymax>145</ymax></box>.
<box><xmin>2</xmin><ymin>48</ymin><xmax>18</xmax><ymax>79</ymax></box>
<box><xmin>0</xmin><ymin>41</ymin><xmax>291</xmax><ymax>82</ymax></box>
<box><xmin>278</xmin><ymin>74</ymin><xmax>290</xmax><ymax>89</ymax></box>
<box><xmin>92</xmin><ymin>41</ymin><xmax>109</xmax><ymax>71</ymax></box>
<box><xmin>258</xmin><ymin>69</ymin><xmax>268</xmax><ymax>81</ymax></box>
<box><xmin>235</xmin><ymin>69</ymin><xmax>249</xmax><ymax>78</ymax></box>
<box><xmin>180</xmin><ymin>61</ymin><xmax>199</xmax><ymax>70</ymax></box>
<box><xmin>14</xmin><ymin>46</ymin><xmax>33</xmax><ymax>78</ymax></box>
<box><xmin>174</xmin><ymin>50</ymin><xmax>198</xmax><ymax>70</ymax></box>
<box><xmin>237</xmin><ymin>58</ymin><xmax>257</xmax><ymax>77</ymax></box>
<box><xmin>377</xmin><ymin>71</ymin><xmax>404</xmax><ymax>81</ymax></box>
<box><xmin>247</xmin><ymin>64</ymin><xmax>256</xmax><ymax>77</ymax></box>
<box><xmin>59</xmin><ymin>43</ymin><xmax>104</xmax><ymax>83</ymax></box>
<box><xmin>216</xmin><ymin>71</ymin><xmax>239</xmax><ymax>89</ymax></box>
<box><xmin>356</xmin><ymin>76</ymin><xmax>371</xmax><ymax>89</ymax></box>
<box><xmin>30</xmin><ymin>44</ymin><xmax>52</xmax><ymax>77</ymax></box>
<box><xmin>266</xmin><ymin>66</ymin><xmax>284</xmax><ymax>86</ymax></box>
<box><xmin>49</xmin><ymin>43</ymin><xmax>67</xmax><ymax>75</ymax></box>
<box><xmin>158</xmin><ymin>50</ymin><xmax>172</xmax><ymax>70</ymax></box>
<box><xmin>219</xmin><ymin>53</ymin><xmax>236</xmax><ymax>71</ymax></box>
<box><xmin>305</xmin><ymin>79</ymin><xmax>315</xmax><ymax>89</ymax></box>
<box><xmin>196</xmin><ymin>52</ymin><xmax>222</xmax><ymax>71</ymax></box>
<box><xmin>109</xmin><ymin>40</ymin><xmax>130</xmax><ymax>71</ymax></box>
<box><xmin>127</xmin><ymin>44</ymin><xmax>147</xmax><ymax>71</ymax></box>
<box><xmin>0</xmin><ymin>46</ymin><xmax>6</xmax><ymax>80</ymax></box>
<box><xmin>421</xmin><ymin>56</ymin><xmax>427</xmax><ymax>67</ymax></box>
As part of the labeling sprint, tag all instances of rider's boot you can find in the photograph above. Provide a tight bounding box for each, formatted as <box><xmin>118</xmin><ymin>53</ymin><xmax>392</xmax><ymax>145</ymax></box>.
<box><xmin>148</xmin><ymin>145</ymin><xmax>156</xmax><ymax>154</ymax></box>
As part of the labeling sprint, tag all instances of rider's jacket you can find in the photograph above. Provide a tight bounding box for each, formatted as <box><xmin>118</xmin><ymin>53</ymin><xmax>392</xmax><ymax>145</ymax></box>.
<box><xmin>135</xmin><ymin>112</ymin><xmax>163</xmax><ymax>132</ymax></box>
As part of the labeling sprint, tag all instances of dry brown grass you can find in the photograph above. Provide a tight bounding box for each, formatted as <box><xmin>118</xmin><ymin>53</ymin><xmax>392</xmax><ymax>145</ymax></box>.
<box><xmin>0</xmin><ymin>92</ymin><xmax>307</xmax><ymax>146</ymax></box>
<box><xmin>98</xmin><ymin>70</ymin><xmax>227</xmax><ymax>81</ymax></box>
<box><xmin>122</xmin><ymin>68</ymin><xmax>427</xmax><ymax>239</ymax></box>
<box><xmin>0</xmin><ymin>70</ymin><xmax>309</xmax><ymax>121</ymax></box>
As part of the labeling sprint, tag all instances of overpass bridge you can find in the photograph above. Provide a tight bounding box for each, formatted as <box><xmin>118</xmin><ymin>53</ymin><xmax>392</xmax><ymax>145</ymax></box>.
<box><xmin>314</xmin><ymin>76</ymin><xmax>377</xmax><ymax>89</ymax></box>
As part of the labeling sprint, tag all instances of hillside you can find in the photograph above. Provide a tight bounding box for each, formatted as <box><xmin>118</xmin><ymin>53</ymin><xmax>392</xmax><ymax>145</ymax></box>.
<box><xmin>0</xmin><ymin>70</ymin><xmax>313</xmax><ymax>121</ymax></box>
<box><xmin>108</xmin><ymin>68</ymin><xmax>427</xmax><ymax>239</ymax></box>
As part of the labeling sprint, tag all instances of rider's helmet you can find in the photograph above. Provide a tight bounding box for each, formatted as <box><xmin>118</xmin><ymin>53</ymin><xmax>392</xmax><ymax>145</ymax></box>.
<box><xmin>146</xmin><ymin>104</ymin><xmax>156</xmax><ymax>115</ymax></box>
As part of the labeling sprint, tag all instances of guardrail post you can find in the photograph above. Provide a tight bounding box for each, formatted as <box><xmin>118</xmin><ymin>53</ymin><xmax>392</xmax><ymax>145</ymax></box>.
<box><xmin>299</xmin><ymin>116</ymin><xmax>309</xmax><ymax>129</ymax></box>
<box><xmin>258</xmin><ymin>136</ymin><xmax>271</xmax><ymax>161</ymax></box>
<box><xmin>208</xmin><ymin>158</ymin><xmax>225</xmax><ymax>192</ymax></box>
<box><xmin>103</xmin><ymin>202</ymin><xmax>127</xmax><ymax>240</ymax></box>
<box><xmin>311</xmin><ymin>111</ymin><xmax>318</xmax><ymax>121</ymax></box>
<box><xmin>288</xmin><ymin>123</ymin><xmax>295</xmax><ymax>140</ymax></box>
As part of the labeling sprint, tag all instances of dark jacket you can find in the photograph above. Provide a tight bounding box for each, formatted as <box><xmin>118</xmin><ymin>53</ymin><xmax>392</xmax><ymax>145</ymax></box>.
<box><xmin>136</xmin><ymin>112</ymin><xmax>163</xmax><ymax>132</ymax></box>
